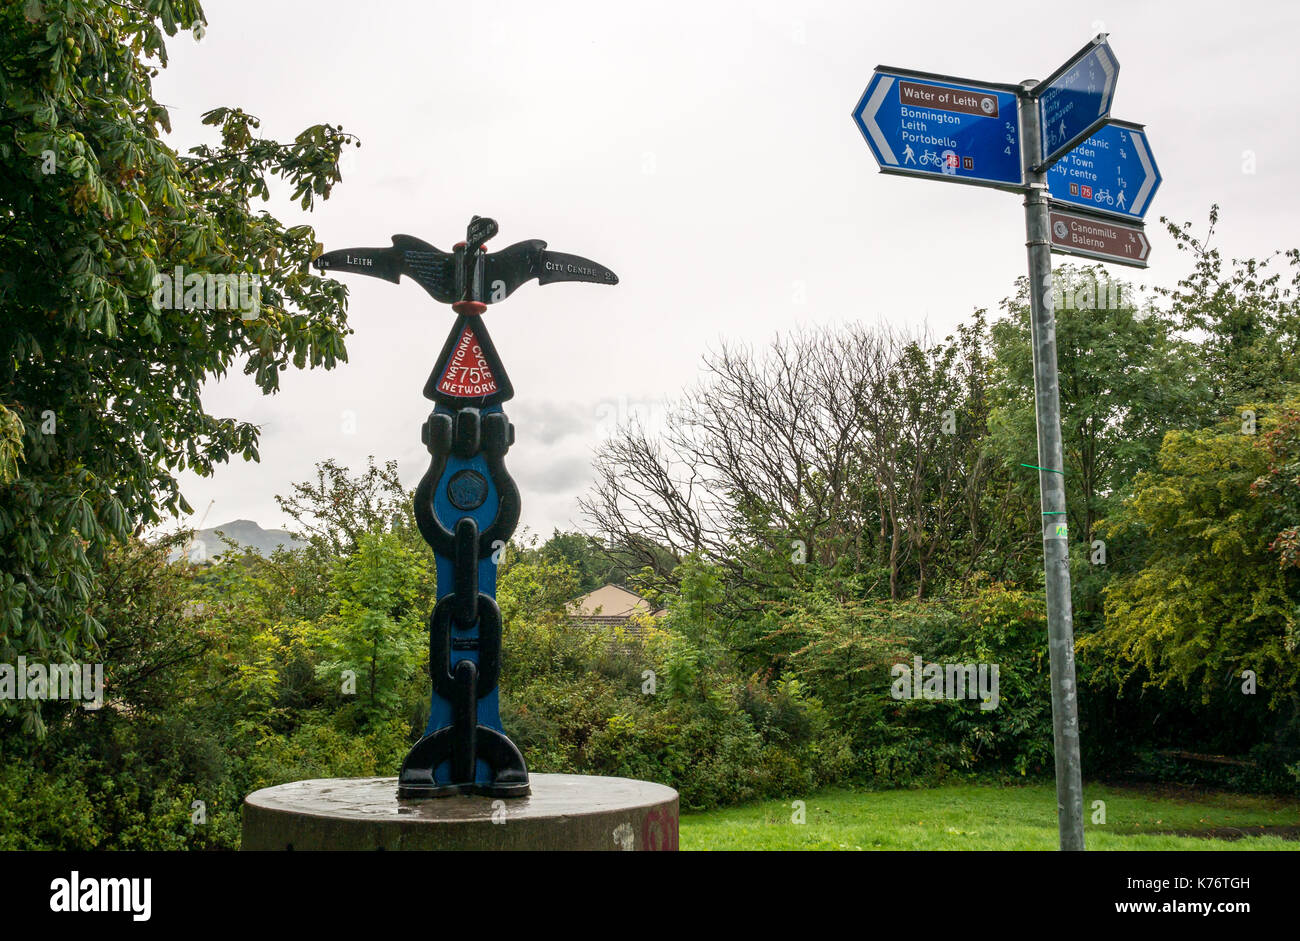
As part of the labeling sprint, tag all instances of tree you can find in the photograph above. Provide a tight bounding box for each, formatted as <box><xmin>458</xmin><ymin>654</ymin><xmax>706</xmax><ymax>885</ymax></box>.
<box><xmin>583</xmin><ymin>320</ymin><xmax>1022</xmax><ymax>606</ymax></box>
<box><xmin>496</xmin><ymin>538</ymin><xmax>580</xmax><ymax>627</ymax></box>
<box><xmin>1082</xmin><ymin>399</ymin><xmax>1300</xmax><ymax>710</ymax></box>
<box><xmin>313</xmin><ymin>531</ymin><xmax>425</xmax><ymax>728</ymax></box>
<box><xmin>0</xmin><ymin>0</ymin><xmax>358</xmax><ymax>731</ymax></box>
<box><xmin>1157</xmin><ymin>206</ymin><xmax>1300</xmax><ymax>411</ymax></box>
<box><xmin>526</xmin><ymin>529</ymin><xmax>624</xmax><ymax>595</ymax></box>
<box><xmin>988</xmin><ymin>265</ymin><xmax>1204</xmax><ymax>552</ymax></box>
<box><xmin>583</xmin><ymin>328</ymin><xmax>883</xmax><ymax>582</ymax></box>
<box><xmin>862</xmin><ymin>320</ymin><xmax>1006</xmax><ymax>600</ymax></box>
<box><xmin>276</xmin><ymin>457</ymin><xmax>412</xmax><ymax>563</ymax></box>
<box><xmin>1253</xmin><ymin>402</ymin><xmax>1300</xmax><ymax>570</ymax></box>
<box><xmin>986</xmin><ymin>265</ymin><xmax>1205</xmax><ymax>629</ymax></box>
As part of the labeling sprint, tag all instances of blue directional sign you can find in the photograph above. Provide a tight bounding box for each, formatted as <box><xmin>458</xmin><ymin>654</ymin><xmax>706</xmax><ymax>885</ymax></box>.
<box><xmin>1046</xmin><ymin>120</ymin><xmax>1161</xmax><ymax>221</ymax></box>
<box><xmin>852</xmin><ymin>68</ymin><xmax>1023</xmax><ymax>191</ymax></box>
<box><xmin>1037</xmin><ymin>35</ymin><xmax>1119</xmax><ymax>166</ymax></box>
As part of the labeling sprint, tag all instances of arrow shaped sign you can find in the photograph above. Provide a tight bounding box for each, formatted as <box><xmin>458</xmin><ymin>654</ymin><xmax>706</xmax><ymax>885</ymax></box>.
<box><xmin>852</xmin><ymin>68</ymin><xmax>1023</xmax><ymax>191</ymax></box>
<box><xmin>1048</xmin><ymin>205</ymin><xmax>1149</xmax><ymax>269</ymax></box>
<box><xmin>1037</xmin><ymin>35</ymin><xmax>1120</xmax><ymax>167</ymax></box>
<box><xmin>466</xmin><ymin>215</ymin><xmax>498</xmax><ymax>254</ymax></box>
<box><xmin>1046</xmin><ymin>120</ymin><xmax>1162</xmax><ymax>220</ymax></box>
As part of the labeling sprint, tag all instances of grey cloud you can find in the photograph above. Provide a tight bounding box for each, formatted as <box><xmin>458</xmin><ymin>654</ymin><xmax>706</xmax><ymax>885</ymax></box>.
<box><xmin>508</xmin><ymin>400</ymin><xmax>595</xmax><ymax>446</ymax></box>
<box><xmin>515</xmin><ymin>454</ymin><xmax>594</xmax><ymax>496</ymax></box>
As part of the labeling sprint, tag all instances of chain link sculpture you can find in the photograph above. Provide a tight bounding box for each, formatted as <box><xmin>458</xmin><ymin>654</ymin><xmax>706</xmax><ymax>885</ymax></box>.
<box><xmin>313</xmin><ymin>217</ymin><xmax>617</xmax><ymax>797</ymax></box>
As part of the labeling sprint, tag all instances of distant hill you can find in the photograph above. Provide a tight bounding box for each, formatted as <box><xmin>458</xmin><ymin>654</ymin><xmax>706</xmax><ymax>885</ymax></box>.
<box><xmin>170</xmin><ymin>519</ymin><xmax>303</xmax><ymax>563</ymax></box>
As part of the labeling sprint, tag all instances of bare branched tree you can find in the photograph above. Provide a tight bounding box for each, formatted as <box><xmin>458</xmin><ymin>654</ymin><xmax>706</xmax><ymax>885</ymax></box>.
<box><xmin>581</xmin><ymin>318</ymin><xmax>1017</xmax><ymax>601</ymax></box>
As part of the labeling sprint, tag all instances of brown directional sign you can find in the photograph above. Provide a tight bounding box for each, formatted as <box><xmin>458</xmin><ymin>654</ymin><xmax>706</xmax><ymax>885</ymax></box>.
<box><xmin>1048</xmin><ymin>205</ymin><xmax>1149</xmax><ymax>269</ymax></box>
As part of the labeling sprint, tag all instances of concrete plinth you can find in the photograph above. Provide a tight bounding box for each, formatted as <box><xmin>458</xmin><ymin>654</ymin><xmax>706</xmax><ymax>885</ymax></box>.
<box><xmin>241</xmin><ymin>773</ymin><xmax>679</xmax><ymax>851</ymax></box>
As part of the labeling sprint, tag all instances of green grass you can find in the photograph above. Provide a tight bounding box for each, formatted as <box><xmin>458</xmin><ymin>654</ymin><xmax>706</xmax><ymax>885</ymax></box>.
<box><xmin>680</xmin><ymin>782</ymin><xmax>1300</xmax><ymax>850</ymax></box>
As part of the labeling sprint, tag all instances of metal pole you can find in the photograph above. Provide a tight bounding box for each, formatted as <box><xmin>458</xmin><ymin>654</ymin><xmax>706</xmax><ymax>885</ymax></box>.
<box><xmin>1019</xmin><ymin>79</ymin><xmax>1085</xmax><ymax>851</ymax></box>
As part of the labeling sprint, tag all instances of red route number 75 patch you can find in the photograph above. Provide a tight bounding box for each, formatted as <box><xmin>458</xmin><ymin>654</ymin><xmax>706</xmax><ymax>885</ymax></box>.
<box><xmin>436</xmin><ymin>326</ymin><xmax>499</xmax><ymax>398</ymax></box>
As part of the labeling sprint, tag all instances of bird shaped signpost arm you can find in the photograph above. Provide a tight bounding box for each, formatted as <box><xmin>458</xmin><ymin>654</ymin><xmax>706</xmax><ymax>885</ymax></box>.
<box><xmin>313</xmin><ymin>215</ymin><xmax>617</xmax><ymax>307</ymax></box>
<box><xmin>311</xmin><ymin>217</ymin><xmax>616</xmax><ymax>799</ymax></box>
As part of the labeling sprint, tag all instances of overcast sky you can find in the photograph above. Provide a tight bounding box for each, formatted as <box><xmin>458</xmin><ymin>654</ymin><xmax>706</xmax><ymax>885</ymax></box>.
<box><xmin>154</xmin><ymin>0</ymin><xmax>1300</xmax><ymax>540</ymax></box>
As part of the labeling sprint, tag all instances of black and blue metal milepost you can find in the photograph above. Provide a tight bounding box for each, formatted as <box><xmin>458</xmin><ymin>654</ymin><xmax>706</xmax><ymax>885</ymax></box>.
<box><xmin>313</xmin><ymin>217</ymin><xmax>617</xmax><ymax>798</ymax></box>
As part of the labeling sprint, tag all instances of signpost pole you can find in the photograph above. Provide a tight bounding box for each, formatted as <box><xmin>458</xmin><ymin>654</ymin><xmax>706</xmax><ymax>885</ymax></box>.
<box><xmin>1019</xmin><ymin>79</ymin><xmax>1086</xmax><ymax>851</ymax></box>
<box><xmin>853</xmin><ymin>33</ymin><xmax>1157</xmax><ymax>851</ymax></box>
